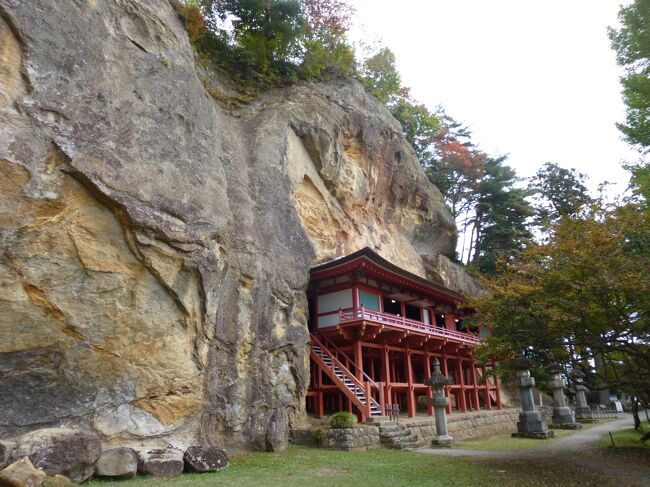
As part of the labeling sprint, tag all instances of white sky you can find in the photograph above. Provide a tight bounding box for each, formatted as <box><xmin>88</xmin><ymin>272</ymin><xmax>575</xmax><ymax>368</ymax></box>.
<box><xmin>348</xmin><ymin>0</ymin><xmax>641</xmax><ymax>194</ymax></box>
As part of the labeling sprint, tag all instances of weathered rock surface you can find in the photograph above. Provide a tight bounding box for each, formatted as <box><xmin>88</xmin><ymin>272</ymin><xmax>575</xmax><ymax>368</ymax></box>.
<box><xmin>12</xmin><ymin>429</ymin><xmax>100</xmax><ymax>483</ymax></box>
<box><xmin>0</xmin><ymin>457</ymin><xmax>46</xmax><ymax>487</ymax></box>
<box><xmin>41</xmin><ymin>475</ymin><xmax>71</xmax><ymax>487</ymax></box>
<box><xmin>0</xmin><ymin>0</ymin><xmax>478</xmax><ymax>451</ymax></box>
<box><xmin>183</xmin><ymin>446</ymin><xmax>229</xmax><ymax>473</ymax></box>
<box><xmin>138</xmin><ymin>448</ymin><xmax>184</xmax><ymax>477</ymax></box>
<box><xmin>95</xmin><ymin>447</ymin><xmax>138</xmax><ymax>479</ymax></box>
<box><xmin>0</xmin><ymin>441</ymin><xmax>14</xmax><ymax>470</ymax></box>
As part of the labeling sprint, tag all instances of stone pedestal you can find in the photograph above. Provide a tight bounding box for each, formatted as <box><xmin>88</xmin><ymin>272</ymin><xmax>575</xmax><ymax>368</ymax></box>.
<box><xmin>425</xmin><ymin>358</ymin><xmax>454</xmax><ymax>447</ymax></box>
<box><xmin>570</xmin><ymin>370</ymin><xmax>597</xmax><ymax>423</ymax></box>
<box><xmin>510</xmin><ymin>358</ymin><xmax>554</xmax><ymax>439</ymax></box>
<box><xmin>546</xmin><ymin>364</ymin><xmax>581</xmax><ymax>430</ymax></box>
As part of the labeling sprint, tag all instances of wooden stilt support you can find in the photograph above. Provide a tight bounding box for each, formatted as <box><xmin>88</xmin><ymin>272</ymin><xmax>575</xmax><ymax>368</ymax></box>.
<box><xmin>424</xmin><ymin>352</ymin><xmax>433</xmax><ymax>416</ymax></box>
<box><xmin>354</xmin><ymin>340</ymin><xmax>363</xmax><ymax>381</ymax></box>
<box><xmin>382</xmin><ymin>345</ymin><xmax>392</xmax><ymax>408</ymax></box>
<box><xmin>471</xmin><ymin>358</ymin><xmax>480</xmax><ymax>410</ymax></box>
<box><xmin>406</xmin><ymin>349</ymin><xmax>416</xmax><ymax>417</ymax></box>
<box><xmin>457</xmin><ymin>355</ymin><xmax>467</xmax><ymax>412</ymax></box>
<box><xmin>483</xmin><ymin>365</ymin><xmax>491</xmax><ymax>409</ymax></box>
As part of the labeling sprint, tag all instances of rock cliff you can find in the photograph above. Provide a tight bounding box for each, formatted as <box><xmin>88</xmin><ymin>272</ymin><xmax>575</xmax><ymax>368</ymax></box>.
<box><xmin>0</xmin><ymin>0</ymin><xmax>477</xmax><ymax>450</ymax></box>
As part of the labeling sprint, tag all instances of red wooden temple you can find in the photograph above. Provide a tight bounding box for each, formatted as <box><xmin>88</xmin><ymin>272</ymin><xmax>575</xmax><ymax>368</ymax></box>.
<box><xmin>306</xmin><ymin>247</ymin><xmax>501</xmax><ymax>422</ymax></box>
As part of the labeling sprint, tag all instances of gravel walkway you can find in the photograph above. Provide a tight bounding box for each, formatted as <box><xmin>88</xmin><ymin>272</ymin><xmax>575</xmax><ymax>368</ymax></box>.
<box><xmin>417</xmin><ymin>414</ymin><xmax>650</xmax><ymax>486</ymax></box>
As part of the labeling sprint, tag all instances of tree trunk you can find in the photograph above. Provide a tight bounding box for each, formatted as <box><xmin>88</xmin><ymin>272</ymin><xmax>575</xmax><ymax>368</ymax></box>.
<box><xmin>632</xmin><ymin>396</ymin><xmax>641</xmax><ymax>431</ymax></box>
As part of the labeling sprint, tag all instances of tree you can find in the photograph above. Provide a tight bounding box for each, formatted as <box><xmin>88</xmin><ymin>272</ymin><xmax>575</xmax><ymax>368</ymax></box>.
<box><xmin>472</xmin><ymin>157</ymin><xmax>534</xmax><ymax>274</ymax></box>
<box><xmin>528</xmin><ymin>162</ymin><xmax>592</xmax><ymax>228</ymax></box>
<box><xmin>608</xmin><ymin>0</ymin><xmax>650</xmax><ymax>151</ymax></box>
<box><xmin>390</xmin><ymin>98</ymin><xmax>441</xmax><ymax>162</ymax></box>
<box><xmin>300</xmin><ymin>0</ymin><xmax>356</xmax><ymax>77</ymax></box>
<box><xmin>357</xmin><ymin>47</ymin><xmax>404</xmax><ymax>105</ymax></box>
<box><xmin>473</xmin><ymin>201</ymin><xmax>650</xmax><ymax>423</ymax></box>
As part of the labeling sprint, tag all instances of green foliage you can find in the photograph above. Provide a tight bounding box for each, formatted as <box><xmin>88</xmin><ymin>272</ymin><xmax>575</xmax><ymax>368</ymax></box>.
<box><xmin>609</xmin><ymin>0</ymin><xmax>650</xmax><ymax>151</ymax></box>
<box><xmin>473</xmin><ymin>157</ymin><xmax>535</xmax><ymax>274</ymax></box>
<box><xmin>357</xmin><ymin>47</ymin><xmax>403</xmax><ymax>105</ymax></box>
<box><xmin>473</xmin><ymin>201</ymin><xmax>650</xmax><ymax>398</ymax></box>
<box><xmin>328</xmin><ymin>411</ymin><xmax>357</xmax><ymax>429</ymax></box>
<box><xmin>390</xmin><ymin>99</ymin><xmax>441</xmax><ymax>161</ymax></box>
<box><xmin>528</xmin><ymin>162</ymin><xmax>592</xmax><ymax>228</ymax></box>
<box><xmin>311</xmin><ymin>427</ymin><xmax>325</xmax><ymax>445</ymax></box>
<box><xmin>173</xmin><ymin>0</ymin><xmax>357</xmax><ymax>91</ymax></box>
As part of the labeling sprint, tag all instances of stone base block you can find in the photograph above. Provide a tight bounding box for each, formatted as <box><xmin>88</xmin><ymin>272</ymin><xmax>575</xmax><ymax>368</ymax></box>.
<box><xmin>576</xmin><ymin>417</ymin><xmax>598</xmax><ymax>423</ymax></box>
<box><xmin>511</xmin><ymin>430</ymin><xmax>555</xmax><ymax>439</ymax></box>
<box><xmin>549</xmin><ymin>422</ymin><xmax>583</xmax><ymax>430</ymax></box>
<box><xmin>431</xmin><ymin>435</ymin><xmax>454</xmax><ymax>448</ymax></box>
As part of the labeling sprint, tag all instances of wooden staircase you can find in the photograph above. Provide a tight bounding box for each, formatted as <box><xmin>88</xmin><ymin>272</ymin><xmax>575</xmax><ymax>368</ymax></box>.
<box><xmin>310</xmin><ymin>333</ymin><xmax>384</xmax><ymax>421</ymax></box>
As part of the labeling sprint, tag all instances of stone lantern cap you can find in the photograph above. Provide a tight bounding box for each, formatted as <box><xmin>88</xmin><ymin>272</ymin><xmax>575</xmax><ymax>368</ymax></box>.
<box><xmin>510</xmin><ymin>355</ymin><xmax>533</xmax><ymax>371</ymax></box>
<box><xmin>569</xmin><ymin>369</ymin><xmax>586</xmax><ymax>380</ymax></box>
<box><xmin>425</xmin><ymin>358</ymin><xmax>452</xmax><ymax>387</ymax></box>
<box><xmin>545</xmin><ymin>363</ymin><xmax>564</xmax><ymax>375</ymax></box>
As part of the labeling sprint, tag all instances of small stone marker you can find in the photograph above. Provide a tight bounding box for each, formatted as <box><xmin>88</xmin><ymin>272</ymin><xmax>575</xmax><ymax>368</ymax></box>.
<box><xmin>425</xmin><ymin>358</ymin><xmax>454</xmax><ymax>447</ymax></box>
<box><xmin>510</xmin><ymin>356</ymin><xmax>554</xmax><ymax>439</ymax></box>
<box><xmin>546</xmin><ymin>363</ymin><xmax>581</xmax><ymax>429</ymax></box>
<box><xmin>138</xmin><ymin>448</ymin><xmax>184</xmax><ymax>477</ymax></box>
<box><xmin>183</xmin><ymin>446</ymin><xmax>229</xmax><ymax>473</ymax></box>
<box><xmin>569</xmin><ymin>370</ymin><xmax>597</xmax><ymax>423</ymax></box>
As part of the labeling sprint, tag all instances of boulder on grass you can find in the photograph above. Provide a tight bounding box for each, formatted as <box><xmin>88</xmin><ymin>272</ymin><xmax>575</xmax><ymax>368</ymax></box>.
<box><xmin>0</xmin><ymin>457</ymin><xmax>46</xmax><ymax>487</ymax></box>
<box><xmin>183</xmin><ymin>446</ymin><xmax>229</xmax><ymax>473</ymax></box>
<box><xmin>95</xmin><ymin>447</ymin><xmax>138</xmax><ymax>479</ymax></box>
<box><xmin>42</xmin><ymin>475</ymin><xmax>72</xmax><ymax>487</ymax></box>
<box><xmin>14</xmin><ymin>428</ymin><xmax>101</xmax><ymax>483</ymax></box>
<box><xmin>138</xmin><ymin>448</ymin><xmax>184</xmax><ymax>477</ymax></box>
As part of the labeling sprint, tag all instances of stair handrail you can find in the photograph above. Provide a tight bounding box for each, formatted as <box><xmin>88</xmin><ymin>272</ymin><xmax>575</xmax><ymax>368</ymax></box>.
<box><xmin>310</xmin><ymin>334</ymin><xmax>381</xmax><ymax>416</ymax></box>
<box><xmin>315</xmin><ymin>330</ymin><xmax>382</xmax><ymax>393</ymax></box>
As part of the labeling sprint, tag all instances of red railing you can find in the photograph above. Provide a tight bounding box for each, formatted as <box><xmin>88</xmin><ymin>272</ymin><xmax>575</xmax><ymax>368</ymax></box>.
<box><xmin>337</xmin><ymin>306</ymin><xmax>481</xmax><ymax>345</ymax></box>
<box><xmin>310</xmin><ymin>333</ymin><xmax>383</xmax><ymax>420</ymax></box>
<box><xmin>317</xmin><ymin>333</ymin><xmax>385</xmax><ymax>415</ymax></box>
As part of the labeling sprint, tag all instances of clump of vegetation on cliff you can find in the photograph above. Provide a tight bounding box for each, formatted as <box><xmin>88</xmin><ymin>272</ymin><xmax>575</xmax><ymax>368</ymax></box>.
<box><xmin>174</xmin><ymin>0</ymin><xmax>355</xmax><ymax>88</ymax></box>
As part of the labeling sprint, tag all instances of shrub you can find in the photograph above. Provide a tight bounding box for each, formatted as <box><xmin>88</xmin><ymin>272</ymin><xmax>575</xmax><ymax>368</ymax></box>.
<box><xmin>312</xmin><ymin>427</ymin><xmax>325</xmax><ymax>445</ymax></box>
<box><xmin>329</xmin><ymin>412</ymin><xmax>357</xmax><ymax>429</ymax></box>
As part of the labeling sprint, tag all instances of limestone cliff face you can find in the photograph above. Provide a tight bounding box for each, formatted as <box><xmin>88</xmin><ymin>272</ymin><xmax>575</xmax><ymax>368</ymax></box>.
<box><xmin>0</xmin><ymin>0</ymin><xmax>477</xmax><ymax>450</ymax></box>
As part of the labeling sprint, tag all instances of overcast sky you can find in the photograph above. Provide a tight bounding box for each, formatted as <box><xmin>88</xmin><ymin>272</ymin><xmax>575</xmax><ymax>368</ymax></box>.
<box><xmin>349</xmin><ymin>0</ymin><xmax>640</xmax><ymax>194</ymax></box>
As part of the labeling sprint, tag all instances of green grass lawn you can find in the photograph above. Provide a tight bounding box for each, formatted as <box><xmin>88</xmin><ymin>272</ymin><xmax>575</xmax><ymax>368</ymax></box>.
<box><xmin>599</xmin><ymin>420</ymin><xmax>650</xmax><ymax>449</ymax></box>
<box><xmin>455</xmin><ymin>419</ymin><xmax>618</xmax><ymax>451</ymax></box>
<box><xmin>86</xmin><ymin>445</ymin><xmax>609</xmax><ymax>487</ymax></box>
<box><xmin>457</xmin><ymin>427</ymin><xmax>576</xmax><ymax>451</ymax></box>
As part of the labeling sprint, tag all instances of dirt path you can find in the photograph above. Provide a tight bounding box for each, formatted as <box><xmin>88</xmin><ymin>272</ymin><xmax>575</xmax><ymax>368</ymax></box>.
<box><xmin>418</xmin><ymin>415</ymin><xmax>650</xmax><ymax>486</ymax></box>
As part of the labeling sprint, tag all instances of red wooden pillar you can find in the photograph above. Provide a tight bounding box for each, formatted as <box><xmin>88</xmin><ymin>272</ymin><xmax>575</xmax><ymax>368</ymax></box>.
<box><xmin>471</xmin><ymin>358</ymin><xmax>480</xmax><ymax>410</ymax></box>
<box><xmin>354</xmin><ymin>340</ymin><xmax>363</xmax><ymax>381</ymax></box>
<box><xmin>316</xmin><ymin>363</ymin><xmax>324</xmax><ymax>417</ymax></box>
<box><xmin>457</xmin><ymin>354</ymin><xmax>467</xmax><ymax>412</ymax></box>
<box><xmin>494</xmin><ymin>365</ymin><xmax>502</xmax><ymax>409</ymax></box>
<box><xmin>424</xmin><ymin>352</ymin><xmax>433</xmax><ymax>416</ymax></box>
<box><xmin>483</xmin><ymin>365</ymin><xmax>491</xmax><ymax>409</ymax></box>
<box><xmin>442</xmin><ymin>353</ymin><xmax>451</xmax><ymax>414</ymax></box>
<box><xmin>406</xmin><ymin>349</ymin><xmax>416</xmax><ymax>417</ymax></box>
<box><xmin>352</xmin><ymin>286</ymin><xmax>360</xmax><ymax>308</ymax></box>
<box><xmin>382</xmin><ymin>346</ymin><xmax>392</xmax><ymax>407</ymax></box>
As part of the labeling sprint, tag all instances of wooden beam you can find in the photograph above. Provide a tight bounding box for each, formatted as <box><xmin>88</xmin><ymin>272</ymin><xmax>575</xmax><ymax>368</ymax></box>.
<box><xmin>424</xmin><ymin>351</ymin><xmax>433</xmax><ymax>416</ymax></box>
<box><xmin>406</xmin><ymin>349</ymin><xmax>416</xmax><ymax>418</ymax></box>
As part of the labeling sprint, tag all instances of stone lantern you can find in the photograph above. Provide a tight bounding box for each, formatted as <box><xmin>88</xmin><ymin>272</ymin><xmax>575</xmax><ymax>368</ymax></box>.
<box><xmin>425</xmin><ymin>358</ymin><xmax>454</xmax><ymax>447</ymax></box>
<box><xmin>511</xmin><ymin>356</ymin><xmax>554</xmax><ymax>439</ymax></box>
<box><xmin>569</xmin><ymin>369</ymin><xmax>596</xmax><ymax>423</ymax></box>
<box><xmin>546</xmin><ymin>363</ymin><xmax>581</xmax><ymax>429</ymax></box>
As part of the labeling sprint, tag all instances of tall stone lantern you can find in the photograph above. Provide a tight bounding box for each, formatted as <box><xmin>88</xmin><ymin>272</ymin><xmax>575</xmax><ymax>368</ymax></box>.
<box><xmin>569</xmin><ymin>369</ymin><xmax>596</xmax><ymax>423</ymax></box>
<box><xmin>511</xmin><ymin>356</ymin><xmax>554</xmax><ymax>439</ymax></box>
<box><xmin>425</xmin><ymin>358</ymin><xmax>454</xmax><ymax>447</ymax></box>
<box><xmin>546</xmin><ymin>363</ymin><xmax>581</xmax><ymax>429</ymax></box>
